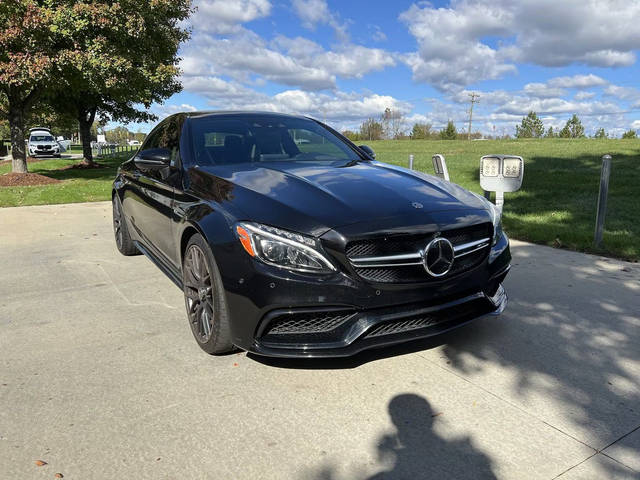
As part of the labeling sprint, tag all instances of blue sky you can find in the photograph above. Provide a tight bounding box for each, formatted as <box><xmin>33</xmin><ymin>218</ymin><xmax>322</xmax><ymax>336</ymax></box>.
<box><xmin>128</xmin><ymin>0</ymin><xmax>640</xmax><ymax>137</ymax></box>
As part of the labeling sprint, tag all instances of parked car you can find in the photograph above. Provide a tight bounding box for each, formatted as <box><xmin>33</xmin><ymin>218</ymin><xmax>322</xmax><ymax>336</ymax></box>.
<box><xmin>28</xmin><ymin>127</ymin><xmax>61</xmax><ymax>158</ymax></box>
<box><xmin>128</xmin><ymin>140</ymin><xmax>141</xmax><ymax>146</ymax></box>
<box><xmin>112</xmin><ymin>112</ymin><xmax>511</xmax><ymax>357</ymax></box>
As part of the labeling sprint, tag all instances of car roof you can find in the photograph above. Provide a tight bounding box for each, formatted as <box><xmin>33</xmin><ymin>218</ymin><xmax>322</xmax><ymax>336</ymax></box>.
<box><xmin>182</xmin><ymin>111</ymin><xmax>313</xmax><ymax>121</ymax></box>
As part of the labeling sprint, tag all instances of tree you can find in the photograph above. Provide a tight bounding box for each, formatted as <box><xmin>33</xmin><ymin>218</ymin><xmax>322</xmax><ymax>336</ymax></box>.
<box><xmin>411</xmin><ymin>123</ymin><xmax>433</xmax><ymax>139</ymax></box>
<box><xmin>622</xmin><ymin>129</ymin><xmax>637</xmax><ymax>139</ymax></box>
<box><xmin>544</xmin><ymin>126</ymin><xmax>556</xmax><ymax>138</ymax></box>
<box><xmin>341</xmin><ymin>130</ymin><xmax>360</xmax><ymax>141</ymax></box>
<box><xmin>594</xmin><ymin>128</ymin><xmax>607</xmax><ymax>139</ymax></box>
<box><xmin>440</xmin><ymin>120</ymin><xmax>457</xmax><ymax>140</ymax></box>
<box><xmin>359</xmin><ymin>118</ymin><xmax>383</xmax><ymax>141</ymax></box>
<box><xmin>49</xmin><ymin>0</ymin><xmax>192</xmax><ymax>165</ymax></box>
<box><xmin>381</xmin><ymin>108</ymin><xmax>405</xmax><ymax>139</ymax></box>
<box><xmin>0</xmin><ymin>2</ymin><xmax>66</xmax><ymax>172</ymax></box>
<box><xmin>559</xmin><ymin>115</ymin><xmax>585</xmax><ymax>138</ymax></box>
<box><xmin>515</xmin><ymin>111</ymin><xmax>544</xmax><ymax>138</ymax></box>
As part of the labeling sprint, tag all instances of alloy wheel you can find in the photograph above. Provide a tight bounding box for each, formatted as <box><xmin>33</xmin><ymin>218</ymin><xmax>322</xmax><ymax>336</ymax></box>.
<box><xmin>184</xmin><ymin>245</ymin><xmax>215</xmax><ymax>342</ymax></box>
<box><xmin>112</xmin><ymin>198</ymin><xmax>123</xmax><ymax>249</ymax></box>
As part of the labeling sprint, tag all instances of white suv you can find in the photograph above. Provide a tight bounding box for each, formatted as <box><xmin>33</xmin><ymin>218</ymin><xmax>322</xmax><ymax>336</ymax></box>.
<box><xmin>28</xmin><ymin>128</ymin><xmax>61</xmax><ymax>158</ymax></box>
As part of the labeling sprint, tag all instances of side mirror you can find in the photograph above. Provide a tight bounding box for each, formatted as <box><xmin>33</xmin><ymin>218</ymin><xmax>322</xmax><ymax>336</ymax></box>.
<box><xmin>359</xmin><ymin>145</ymin><xmax>376</xmax><ymax>160</ymax></box>
<box><xmin>135</xmin><ymin>148</ymin><xmax>171</xmax><ymax>169</ymax></box>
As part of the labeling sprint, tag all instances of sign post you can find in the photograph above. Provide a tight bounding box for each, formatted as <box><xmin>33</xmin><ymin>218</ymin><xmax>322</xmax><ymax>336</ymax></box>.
<box><xmin>408</xmin><ymin>154</ymin><xmax>414</xmax><ymax>170</ymax></box>
<box><xmin>479</xmin><ymin>155</ymin><xmax>524</xmax><ymax>212</ymax></box>
<box><xmin>432</xmin><ymin>154</ymin><xmax>450</xmax><ymax>181</ymax></box>
<box><xmin>594</xmin><ymin>154</ymin><xmax>612</xmax><ymax>248</ymax></box>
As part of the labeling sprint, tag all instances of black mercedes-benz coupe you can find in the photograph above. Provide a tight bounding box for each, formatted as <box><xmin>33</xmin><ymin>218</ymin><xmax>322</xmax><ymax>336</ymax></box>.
<box><xmin>112</xmin><ymin>111</ymin><xmax>511</xmax><ymax>358</ymax></box>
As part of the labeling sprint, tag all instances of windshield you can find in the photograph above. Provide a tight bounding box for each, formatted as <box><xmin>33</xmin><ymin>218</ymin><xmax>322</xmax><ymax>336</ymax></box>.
<box><xmin>189</xmin><ymin>114</ymin><xmax>363</xmax><ymax>166</ymax></box>
<box><xmin>30</xmin><ymin>135</ymin><xmax>55</xmax><ymax>142</ymax></box>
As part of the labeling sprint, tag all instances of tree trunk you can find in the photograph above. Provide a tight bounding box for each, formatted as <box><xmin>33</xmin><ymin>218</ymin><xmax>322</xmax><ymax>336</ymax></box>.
<box><xmin>77</xmin><ymin>107</ymin><xmax>96</xmax><ymax>165</ymax></box>
<box><xmin>8</xmin><ymin>101</ymin><xmax>28</xmax><ymax>173</ymax></box>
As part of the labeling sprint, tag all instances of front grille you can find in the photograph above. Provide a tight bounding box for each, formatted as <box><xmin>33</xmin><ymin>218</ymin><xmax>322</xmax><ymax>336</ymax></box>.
<box><xmin>346</xmin><ymin>223</ymin><xmax>492</xmax><ymax>284</ymax></box>
<box><xmin>365</xmin><ymin>298</ymin><xmax>491</xmax><ymax>338</ymax></box>
<box><xmin>346</xmin><ymin>224</ymin><xmax>491</xmax><ymax>258</ymax></box>
<box><xmin>266</xmin><ymin>312</ymin><xmax>355</xmax><ymax>335</ymax></box>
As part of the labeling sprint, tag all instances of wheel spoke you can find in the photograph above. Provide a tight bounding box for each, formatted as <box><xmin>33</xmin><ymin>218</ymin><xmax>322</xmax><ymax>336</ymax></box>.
<box><xmin>183</xmin><ymin>244</ymin><xmax>216</xmax><ymax>342</ymax></box>
<box><xmin>202</xmin><ymin>307</ymin><xmax>211</xmax><ymax>336</ymax></box>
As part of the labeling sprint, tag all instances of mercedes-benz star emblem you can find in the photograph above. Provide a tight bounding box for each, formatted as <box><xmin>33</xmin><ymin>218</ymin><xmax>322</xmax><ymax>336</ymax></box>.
<box><xmin>422</xmin><ymin>237</ymin><xmax>455</xmax><ymax>277</ymax></box>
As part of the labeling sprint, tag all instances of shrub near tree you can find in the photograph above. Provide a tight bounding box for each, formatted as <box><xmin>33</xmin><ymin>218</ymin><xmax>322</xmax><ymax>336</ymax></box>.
<box><xmin>621</xmin><ymin>129</ymin><xmax>637</xmax><ymax>139</ymax></box>
<box><xmin>560</xmin><ymin>114</ymin><xmax>585</xmax><ymax>138</ymax></box>
<box><xmin>594</xmin><ymin>128</ymin><xmax>608</xmax><ymax>139</ymax></box>
<box><xmin>440</xmin><ymin>121</ymin><xmax>458</xmax><ymax>140</ymax></box>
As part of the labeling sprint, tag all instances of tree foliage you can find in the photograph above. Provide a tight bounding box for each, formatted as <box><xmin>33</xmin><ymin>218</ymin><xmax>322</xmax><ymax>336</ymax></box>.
<box><xmin>381</xmin><ymin>107</ymin><xmax>405</xmax><ymax>139</ymax></box>
<box><xmin>559</xmin><ymin>115</ymin><xmax>585</xmax><ymax>138</ymax></box>
<box><xmin>515</xmin><ymin>111</ymin><xmax>544</xmax><ymax>138</ymax></box>
<box><xmin>440</xmin><ymin>120</ymin><xmax>457</xmax><ymax>140</ymax></box>
<box><xmin>411</xmin><ymin>123</ymin><xmax>433</xmax><ymax>139</ymax></box>
<box><xmin>0</xmin><ymin>0</ymin><xmax>192</xmax><ymax>171</ymax></box>
<box><xmin>594</xmin><ymin>128</ymin><xmax>607</xmax><ymax>139</ymax></box>
<box><xmin>359</xmin><ymin>118</ymin><xmax>384</xmax><ymax>141</ymax></box>
<box><xmin>621</xmin><ymin>129</ymin><xmax>637</xmax><ymax>139</ymax></box>
<box><xmin>544</xmin><ymin>126</ymin><xmax>557</xmax><ymax>138</ymax></box>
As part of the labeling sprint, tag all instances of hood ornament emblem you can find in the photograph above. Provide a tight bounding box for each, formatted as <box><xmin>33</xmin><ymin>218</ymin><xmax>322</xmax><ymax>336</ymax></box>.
<box><xmin>422</xmin><ymin>237</ymin><xmax>455</xmax><ymax>277</ymax></box>
<box><xmin>411</xmin><ymin>202</ymin><xmax>424</xmax><ymax>209</ymax></box>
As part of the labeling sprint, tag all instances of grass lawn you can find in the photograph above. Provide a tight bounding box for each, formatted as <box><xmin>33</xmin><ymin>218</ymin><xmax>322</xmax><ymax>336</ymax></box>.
<box><xmin>1</xmin><ymin>139</ymin><xmax>638</xmax><ymax>261</ymax></box>
<box><xmin>0</xmin><ymin>153</ymin><xmax>128</xmax><ymax>207</ymax></box>
<box><xmin>366</xmin><ymin>138</ymin><xmax>639</xmax><ymax>261</ymax></box>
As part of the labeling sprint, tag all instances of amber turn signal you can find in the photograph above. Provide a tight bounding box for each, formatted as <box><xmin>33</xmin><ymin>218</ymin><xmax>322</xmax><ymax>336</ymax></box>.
<box><xmin>236</xmin><ymin>225</ymin><xmax>255</xmax><ymax>257</ymax></box>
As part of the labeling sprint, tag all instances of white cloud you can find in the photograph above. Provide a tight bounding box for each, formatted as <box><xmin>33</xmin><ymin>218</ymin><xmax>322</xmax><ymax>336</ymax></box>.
<box><xmin>575</xmin><ymin>91</ymin><xmax>597</xmax><ymax>101</ymax></box>
<box><xmin>291</xmin><ymin>0</ymin><xmax>349</xmax><ymax>41</ymax></box>
<box><xmin>547</xmin><ymin>74</ymin><xmax>608</xmax><ymax>89</ymax></box>
<box><xmin>523</xmin><ymin>83</ymin><xmax>567</xmax><ymax>99</ymax></box>
<box><xmin>604</xmin><ymin>85</ymin><xmax>640</xmax><ymax>101</ymax></box>
<box><xmin>400</xmin><ymin>1</ymin><xmax>640</xmax><ymax>89</ymax></box>
<box><xmin>191</xmin><ymin>0</ymin><xmax>271</xmax><ymax>34</ymax></box>
<box><xmin>181</xmin><ymin>30</ymin><xmax>395</xmax><ymax>91</ymax></box>
<box><xmin>630</xmin><ymin>120</ymin><xmax>640</xmax><ymax>130</ymax></box>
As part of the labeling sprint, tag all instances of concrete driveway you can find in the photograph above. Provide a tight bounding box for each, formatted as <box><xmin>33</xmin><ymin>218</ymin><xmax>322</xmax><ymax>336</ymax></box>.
<box><xmin>1</xmin><ymin>202</ymin><xmax>639</xmax><ymax>480</ymax></box>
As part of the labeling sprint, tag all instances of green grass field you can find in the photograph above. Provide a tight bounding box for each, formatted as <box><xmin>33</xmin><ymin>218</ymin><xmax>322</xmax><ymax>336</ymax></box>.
<box><xmin>0</xmin><ymin>153</ymin><xmax>128</xmax><ymax>207</ymax></box>
<box><xmin>366</xmin><ymin>138</ymin><xmax>639</xmax><ymax>261</ymax></box>
<box><xmin>1</xmin><ymin>139</ymin><xmax>638</xmax><ymax>261</ymax></box>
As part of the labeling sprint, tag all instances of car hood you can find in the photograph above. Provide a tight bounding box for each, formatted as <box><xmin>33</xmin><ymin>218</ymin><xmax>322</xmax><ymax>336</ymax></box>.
<box><xmin>191</xmin><ymin>160</ymin><xmax>489</xmax><ymax>236</ymax></box>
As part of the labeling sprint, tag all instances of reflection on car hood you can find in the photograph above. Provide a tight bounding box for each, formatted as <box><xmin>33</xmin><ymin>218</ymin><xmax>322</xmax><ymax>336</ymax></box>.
<box><xmin>192</xmin><ymin>160</ymin><xmax>489</xmax><ymax>235</ymax></box>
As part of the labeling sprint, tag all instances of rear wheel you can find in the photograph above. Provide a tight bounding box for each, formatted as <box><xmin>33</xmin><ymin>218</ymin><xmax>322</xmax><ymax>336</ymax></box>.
<box><xmin>182</xmin><ymin>234</ymin><xmax>234</xmax><ymax>355</ymax></box>
<box><xmin>112</xmin><ymin>194</ymin><xmax>139</xmax><ymax>256</ymax></box>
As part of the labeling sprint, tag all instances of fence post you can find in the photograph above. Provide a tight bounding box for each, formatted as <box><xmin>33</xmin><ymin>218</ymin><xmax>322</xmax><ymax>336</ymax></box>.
<box><xmin>408</xmin><ymin>154</ymin><xmax>414</xmax><ymax>170</ymax></box>
<box><xmin>594</xmin><ymin>154</ymin><xmax>612</xmax><ymax>248</ymax></box>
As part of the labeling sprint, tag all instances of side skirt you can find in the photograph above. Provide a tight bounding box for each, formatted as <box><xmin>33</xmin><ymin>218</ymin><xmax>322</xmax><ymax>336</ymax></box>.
<box><xmin>133</xmin><ymin>240</ymin><xmax>184</xmax><ymax>289</ymax></box>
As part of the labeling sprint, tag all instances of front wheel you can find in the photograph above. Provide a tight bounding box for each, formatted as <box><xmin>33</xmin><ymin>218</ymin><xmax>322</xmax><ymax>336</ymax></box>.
<box><xmin>112</xmin><ymin>194</ymin><xmax>139</xmax><ymax>256</ymax></box>
<box><xmin>182</xmin><ymin>234</ymin><xmax>234</xmax><ymax>355</ymax></box>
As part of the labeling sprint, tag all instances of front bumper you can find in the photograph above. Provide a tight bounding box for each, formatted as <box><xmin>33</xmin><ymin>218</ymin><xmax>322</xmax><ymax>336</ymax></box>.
<box><xmin>218</xmin><ymin>230</ymin><xmax>511</xmax><ymax>358</ymax></box>
<box><xmin>251</xmin><ymin>282</ymin><xmax>508</xmax><ymax>358</ymax></box>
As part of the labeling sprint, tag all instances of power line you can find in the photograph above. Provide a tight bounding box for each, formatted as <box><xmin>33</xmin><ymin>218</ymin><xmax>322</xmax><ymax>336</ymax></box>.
<box><xmin>467</xmin><ymin>92</ymin><xmax>479</xmax><ymax>139</ymax></box>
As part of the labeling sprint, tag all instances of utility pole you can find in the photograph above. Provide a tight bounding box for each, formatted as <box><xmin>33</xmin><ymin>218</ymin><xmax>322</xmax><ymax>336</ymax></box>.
<box><xmin>467</xmin><ymin>92</ymin><xmax>479</xmax><ymax>140</ymax></box>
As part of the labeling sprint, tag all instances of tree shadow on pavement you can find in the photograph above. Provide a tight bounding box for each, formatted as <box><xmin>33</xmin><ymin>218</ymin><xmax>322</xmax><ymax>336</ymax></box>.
<box><xmin>438</xmin><ymin>243</ymin><xmax>640</xmax><ymax>452</ymax></box>
<box><xmin>307</xmin><ymin>394</ymin><xmax>497</xmax><ymax>480</ymax></box>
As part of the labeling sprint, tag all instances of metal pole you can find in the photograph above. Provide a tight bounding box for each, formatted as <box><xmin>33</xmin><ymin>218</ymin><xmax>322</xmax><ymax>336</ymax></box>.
<box><xmin>594</xmin><ymin>154</ymin><xmax>612</xmax><ymax>248</ymax></box>
<box><xmin>408</xmin><ymin>154</ymin><xmax>414</xmax><ymax>170</ymax></box>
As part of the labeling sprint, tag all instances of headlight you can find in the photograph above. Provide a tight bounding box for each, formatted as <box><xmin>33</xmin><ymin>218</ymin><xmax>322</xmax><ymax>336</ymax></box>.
<box><xmin>235</xmin><ymin>222</ymin><xmax>336</xmax><ymax>273</ymax></box>
<box><xmin>489</xmin><ymin>202</ymin><xmax>503</xmax><ymax>245</ymax></box>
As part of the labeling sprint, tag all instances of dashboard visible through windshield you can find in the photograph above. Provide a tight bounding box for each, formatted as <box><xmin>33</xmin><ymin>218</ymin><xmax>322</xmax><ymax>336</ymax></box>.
<box><xmin>189</xmin><ymin>114</ymin><xmax>364</xmax><ymax>166</ymax></box>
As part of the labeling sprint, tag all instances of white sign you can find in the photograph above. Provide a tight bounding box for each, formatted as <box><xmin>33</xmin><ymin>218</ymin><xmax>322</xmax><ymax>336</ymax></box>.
<box><xmin>432</xmin><ymin>154</ymin><xmax>450</xmax><ymax>181</ymax></box>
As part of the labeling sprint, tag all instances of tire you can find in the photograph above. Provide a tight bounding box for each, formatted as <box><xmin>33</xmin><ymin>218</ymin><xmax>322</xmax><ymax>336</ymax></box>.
<box><xmin>112</xmin><ymin>194</ymin><xmax>140</xmax><ymax>256</ymax></box>
<box><xmin>182</xmin><ymin>234</ymin><xmax>234</xmax><ymax>355</ymax></box>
